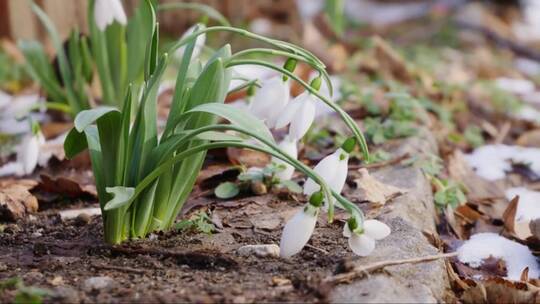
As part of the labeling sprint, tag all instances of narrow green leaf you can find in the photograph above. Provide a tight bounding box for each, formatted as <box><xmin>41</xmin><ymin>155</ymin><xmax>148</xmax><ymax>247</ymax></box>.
<box><xmin>186</xmin><ymin>103</ymin><xmax>274</xmax><ymax>144</ymax></box>
<box><xmin>64</xmin><ymin>128</ymin><xmax>88</xmax><ymax>159</ymax></box>
<box><xmin>104</xmin><ymin>187</ymin><xmax>135</xmax><ymax>211</ymax></box>
<box><xmin>74</xmin><ymin>107</ymin><xmax>119</xmax><ymax>132</ymax></box>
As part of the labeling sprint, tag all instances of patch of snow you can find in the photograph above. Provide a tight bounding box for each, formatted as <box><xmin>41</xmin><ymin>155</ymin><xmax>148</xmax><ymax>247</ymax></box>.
<box><xmin>515</xmin><ymin>58</ymin><xmax>540</xmax><ymax>77</ymax></box>
<box><xmin>495</xmin><ymin>77</ymin><xmax>535</xmax><ymax>95</ymax></box>
<box><xmin>457</xmin><ymin>232</ymin><xmax>539</xmax><ymax>281</ymax></box>
<box><xmin>513</xmin><ymin>0</ymin><xmax>540</xmax><ymax>42</ymax></box>
<box><xmin>514</xmin><ymin>106</ymin><xmax>540</xmax><ymax>123</ymax></box>
<box><xmin>295</xmin><ymin>0</ymin><xmax>324</xmax><ymax>20</ymax></box>
<box><xmin>344</xmin><ymin>0</ymin><xmax>429</xmax><ymax>27</ymax></box>
<box><xmin>505</xmin><ymin>187</ymin><xmax>540</xmax><ymax>223</ymax></box>
<box><xmin>464</xmin><ymin>144</ymin><xmax>540</xmax><ymax>181</ymax></box>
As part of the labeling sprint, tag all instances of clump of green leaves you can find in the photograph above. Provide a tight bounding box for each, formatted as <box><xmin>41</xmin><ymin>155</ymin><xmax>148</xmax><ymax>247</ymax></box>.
<box><xmin>364</xmin><ymin>117</ymin><xmax>417</xmax><ymax>145</ymax></box>
<box><xmin>215</xmin><ymin>164</ymin><xmax>302</xmax><ymax>199</ymax></box>
<box><xmin>433</xmin><ymin>179</ymin><xmax>467</xmax><ymax>209</ymax></box>
<box><xmin>64</xmin><ymin>1</ymin><xmax>369</xmax><ymax>244</ymax></box>
<box><xmin>363</xmin><ymin>92</ymin><xmax>424</xmax><ymax>145</ymax></box>
<box><xmin>0</xmin><ymin>50</ymin><xmax>30</xmax><ymax>92</ymax></box>
<box><xmin>482</xmin><ymin>82</ymin><xmax>524</xmax><ymax>114</ymax></box>
<box><xmin>0</xmin><ymin>277</ymin><xmax>51</xmax><ymax>304</ymax></box>
<box><xmin>20</xmin><ymin>0</ymin><xmax>228</xmax><ymax>116</ymax></box>
<box><xmin>175</xmin><ymin>211</ymin><xmax>215</xmax><ymax>234</ymax></box>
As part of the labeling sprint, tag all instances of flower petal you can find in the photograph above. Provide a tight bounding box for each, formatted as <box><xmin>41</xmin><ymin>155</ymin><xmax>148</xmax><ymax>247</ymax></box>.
<box><xmin>348</xmin><ymin>234</ymin><xmax>375</xmax><ymax>256</ymax></box>
<box><xmin>303</xmin><ymin>151</ymin><xmax>340</xmax><ymax>196</ymax></box>
<box><xmin>266</xmin><ymin>81</ymin><xmax>290</xmax><ymax>128</ymax></box>
<box><xmin>17</xmin><ymin>135</ymin><xmax>40</xmax><ymax>175</ymax></box>
<box><xmin>342</xmin><ymin>223</ymin><xmax>352</xmax><ymax>238</ymax></box>
<box><xmin>94</xmin><ymin>0</ymin><xmax>114</xmax><ymax>31</ymax></box>
<box><xmin>249</xmin><ymin>77</ymin><xmax>288</xmax><ymax>123</ymax></box>
<box><xmin>274</xmin><ymin>93</ymin><xmax>306</xmax><ymax>129</ymax></box>
<box><xmin>110</xmin><ymin>0</ymin><xmax>127</xmax><ymax>25</ymax></box>
<box><xmin>363</xmin><ymin>219</ymin><xmax>391</xmax><ymax>240</ymax></box>
<box><xmin>289</xmin><ymin>96</ymin><xmax>316</xmax><ymax>140</ymax></box>
<box><xmin>279</xmin><ymin>208</ymin><xmax>318</xmax><ymax>258</ymax></box>
<box><xmin>327</xmin><ymin>149</ymin><xmax>348</xmax><ymax>193</ymax></box>
<box><xmin>273</xmin><ymin>137</ymin><xmax>298</xmax><ymax>180</ymax></box>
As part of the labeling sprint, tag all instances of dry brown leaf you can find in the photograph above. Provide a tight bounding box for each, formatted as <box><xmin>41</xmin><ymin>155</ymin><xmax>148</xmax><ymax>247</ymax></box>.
<box><xmin>461</xmin><ymin>277</ymin><xmax>540</xmax><ymax>303</ymax></box>
<box><xmin>0</xmin><ymin>179</ymin><xmax>38</xmax><ymax>221</ymax></box>
<box><xmin>448</xmin><ymin>150</ymin><xmax>507</xmax><ymax>219</ymax></box>
<box><xmin>37</xmin><ymin>174</ymin><xmax>97</xmax><ymax>198</ymax></box>
<box><xmin>227</xmin><ymin>148</ymin><xmax>270</xmax><ymax>168</ymax></box>
<box><xmin>503</xmin><ymin>195</ymin><xmax>519</xmax><ymax>234</ymax></box>
<box><xmin>516</xmin><ymin>129</ymin><xmax>540</xmax><ymax>148</ymax></box>
<box><xmin>353</xmin><ymin>168</ymin><xmax>405</xmax><ymax>205</ymax></box>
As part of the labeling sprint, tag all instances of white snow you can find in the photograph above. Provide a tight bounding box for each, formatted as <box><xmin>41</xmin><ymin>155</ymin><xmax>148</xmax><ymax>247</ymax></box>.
<box><xmin>505</xmin><ymin>187</ymin><xmax>540</xmax><ymax>223</ymax></box>
<box><xmin>464</xmin><ymin>144</ymin><xmax>540</xmax><ymax>181</ymax></box>
<box><xmin>515</xmin><ymin>106</ymin><xmax>540</xmax><ymax>123</ymax></box>
<box><xmin>513</xmin><ymin>0</ymin><xmax>540</xmax><ymax>42</ymax></box>
<box><xmin>495</xmin><ymin>77</ymin><xmax>535</xmax><ymax>95</ymax></box>
<box><xmin>457</xmin><ymin>232</ymin><xmax>539</xmax><ymax>281</ymax></box>
<box><xmin>515</xmin><ymin>58</ymin><xmax>540</xmax><ymax>77</ymax></box>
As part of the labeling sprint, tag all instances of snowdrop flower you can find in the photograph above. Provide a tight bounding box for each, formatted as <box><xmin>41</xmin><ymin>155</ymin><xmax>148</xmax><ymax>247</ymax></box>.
<box><xmin>176</xmin><ymin>24</ymin><xmax>206</xmax><ymax>61</ymax></box>
<box><xmin>249</xmin><ymin>76</ymin><xmax>290</xmax><ymax>128</ymax></box>
<box><xmin>303</xmin><ymin>138</ymin><xmax>355</xmax><ymax>198</ymax></box>
<box><xmin>94</xmin><ymin>0</ymin><xmax>127</xmax><ymax>31</ymax></box>
<box><xmin>275</xmin><ymin>76</ymin><xmax>322</xmax><ymax>140</ymax></box>
<box><xmin>275</xmin><ymin>92</ymin><xmax>316</xmax><ymax>140</ymax></box>
<box><xmin>343</xmin><ymin>218</ymin><xmax>390</xmax><ymax>256</ymax></box>
<box><xmin>0</xmin><ymin>122</ymin><xmax>44</xmax><ymax>177</ymax></box>
<box><xmin>272</xmin><ymin>137</ymin><xmax>298</xmax><ymax>180</ymax></box>
<box><xmin>18</xmin><ymin>132</ymin><xmax>44</xmax><ymax>175</ymax></box>
<box><xmin>280</xmin><ymin>192</ymin><xmax>323</xmax><ymax>258</ymax></box>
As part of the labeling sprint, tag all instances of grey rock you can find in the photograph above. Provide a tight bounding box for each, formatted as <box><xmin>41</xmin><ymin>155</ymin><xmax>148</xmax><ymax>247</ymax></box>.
<box><xmin>237</xmin><ymin>244</ymin><xmax>280</xmax><ymax>258</ymax></box>
<box><xmin>330</xmin><ymin>128</ymin><xmax>451</xmax><ymax>303</ymax></box>
<box><xmin>53</xmin><ymin>286</ymin><xmax>80</xmax><ymax>303</ymax></box>
<box><xmin>83</xmin><ymin>276</ymin><xmax>115</xmax><ymax>292</ymax></box>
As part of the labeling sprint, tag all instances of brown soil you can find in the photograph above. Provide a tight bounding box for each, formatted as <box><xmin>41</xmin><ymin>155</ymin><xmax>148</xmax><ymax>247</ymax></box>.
<box><xmin>0</xmin><ymin>193</ymin><xmax>359</xmax><ymax>303</ymax></box>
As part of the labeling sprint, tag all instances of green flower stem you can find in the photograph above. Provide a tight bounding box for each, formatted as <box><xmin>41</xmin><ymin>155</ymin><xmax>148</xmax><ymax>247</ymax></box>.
<box><xmin>229</xmin><ymin>48</ymin><xmax>319</xmax><ymax>68</ymax></box>
<box><xmin>158</xmin><ymin>3</ymin><xmax>230</xmax><ymax>26</ymax></box>
<box><xmin>27</xmin><ymin>102</ymin><xmax>73</xmax><ymax>115</ymax></box>
<box><xmin>226</xmin><ymin>59</ymin><xmax>370</xmax><ymax>161</ymax></box>
<box><xmin>166</xmin><ymin>26</ymin><xmax>326</xmax><ymax>74</ymax></box>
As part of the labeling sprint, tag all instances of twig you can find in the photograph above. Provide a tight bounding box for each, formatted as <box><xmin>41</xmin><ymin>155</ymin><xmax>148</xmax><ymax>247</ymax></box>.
<box><xmin>349</xmin><ymin>153</ymin><xmax>410</xmax><ymax>171</ymax></box>
<box><xmin>305</xmin><ymin>244</ymin><xmax>330</xmax><ymax>255</ymax></box>
<box><xmin>323</xmin><ymin>252</ymin><xmax>458</xmax><ymax>285</ymax></box>
<box><xmin>91</xmin><ymin>262</ymin><xmax>148</xmax><ymax>274</ymax></box>
<box><xmin>456</xmin><ymin>21</ymin><xmax>540</xmax><ymax>62</ymax></box>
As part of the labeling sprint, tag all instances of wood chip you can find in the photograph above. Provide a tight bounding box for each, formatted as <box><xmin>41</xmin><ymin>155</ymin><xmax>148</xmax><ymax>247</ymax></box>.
<box><xmin>353</xmin><ymin>168</ymin><xmax>405</xmax><ymax>205</ymax></box>
<box><xmin>0</xmin><ymin>179</ymin><xmax>38</xmax><ymax>221</ymax></box>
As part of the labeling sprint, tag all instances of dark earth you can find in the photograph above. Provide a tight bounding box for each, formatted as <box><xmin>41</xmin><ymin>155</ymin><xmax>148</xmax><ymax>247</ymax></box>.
<box><xmin>0</xmin><ymin>192</ymin><xmax>367</xmax><ymax>303</ymax></box>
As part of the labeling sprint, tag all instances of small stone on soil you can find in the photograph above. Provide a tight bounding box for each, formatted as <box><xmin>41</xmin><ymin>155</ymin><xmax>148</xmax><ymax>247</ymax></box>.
<box><xmin>83</xmin><ymin>276</ymin><xmax>115</xmax><ymax>292</ymax></box>
<box><xmin>237</xmin><ymin>244</ymin><xmax>280</xmax><ymax>258</ymax></box>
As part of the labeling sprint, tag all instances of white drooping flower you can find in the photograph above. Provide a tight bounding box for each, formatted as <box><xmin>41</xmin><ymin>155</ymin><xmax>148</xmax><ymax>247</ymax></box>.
<box><xmin>275</xmin><ymin>92</ymin><xmax>316</xmax><ymax>140</ymax></box>
<box><xmin>272</xmin><ymin>137</ymin><xmax>298</xmax><ymax>180</ymax></box>
<box><xmin>279</xmin><ymin>192</ymin><xmax>323</xmax><ymax>258</ymax></box>
<box><xmin>18</xmin><ymin>132</ymin><xmax>44</xmax><ymax>175</ymax></box>
<box><xmin>303</xmin><ymin>138</ymin><xmax>355</xmax><ymax>197</ymax></box>
<box><xmin>343</xmin><ymin>219</ymin><xmax>390</xmax><ymax>256</ymax></box>
<box><xmin>176</xmin><ymin>24</ymin><xmax>207</xmax><ymax>61</ymax></box>
<box><xmin>0</xmin><ymin>130</ymin><xmax>44</xmax><ymax>177</ymax></box>
<box><xmin>94</xmin><ymin>0</ymin><xmax>127</xmax><ymax>31</ymax></box>
<box><xmin>249</xmin><ymin>77</ymin><xmax>290</xmax><ymax>128</ymax></box>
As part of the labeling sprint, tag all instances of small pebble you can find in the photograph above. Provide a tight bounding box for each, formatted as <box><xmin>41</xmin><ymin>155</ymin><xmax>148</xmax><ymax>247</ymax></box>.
<box><xmin>83</xmin><ymin>276</ymin><xmax>115</xmax><ymax>292</ymax></box>
<box><xmin>237</xmin><ymin>244</ymin><xmax>280</xmax><ymax>258</ymax></box>
<box><xmin>74</xmin><ymin>213</ymin><xmax>91</xmax><ymax>226</ymax></box>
